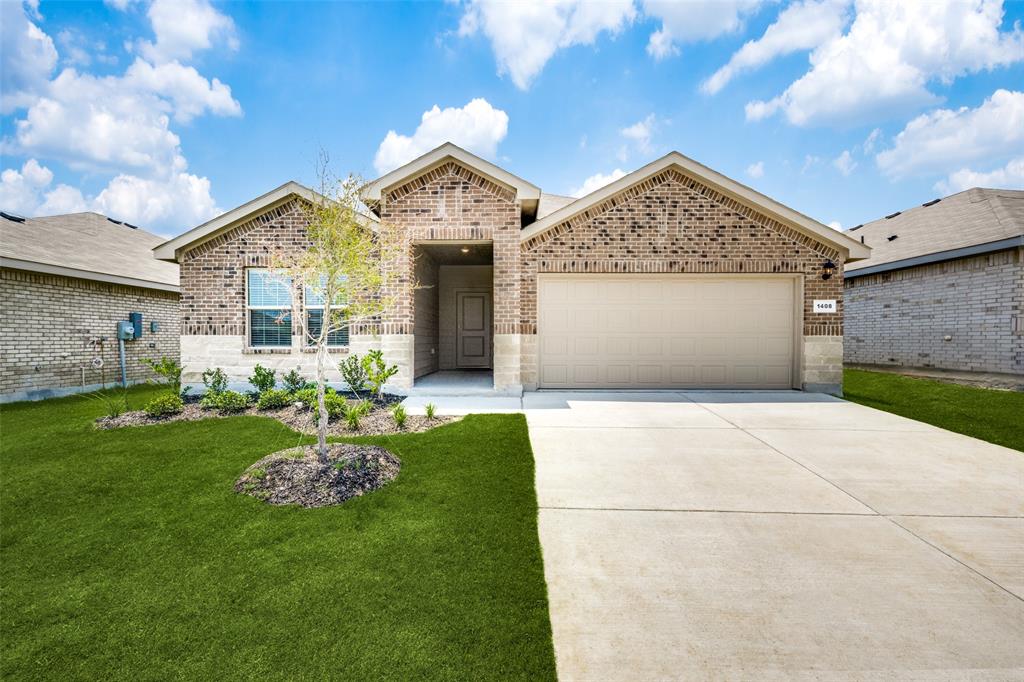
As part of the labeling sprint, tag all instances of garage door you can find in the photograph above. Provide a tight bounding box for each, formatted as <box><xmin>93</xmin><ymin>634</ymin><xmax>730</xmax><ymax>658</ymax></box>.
<box><xmin>538</xmin><ymin>275</ymin><xmax>796</xmax><ymax>389</ymax></box>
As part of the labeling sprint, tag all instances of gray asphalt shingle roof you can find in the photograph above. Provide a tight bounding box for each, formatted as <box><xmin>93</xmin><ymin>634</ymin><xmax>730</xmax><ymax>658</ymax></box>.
<box><xmin>0</xmin><ymin>211</ymin><xmax>179</xmax><ymax>289</ymax></box>
<box><xmin>845</xmin><ymin>187</ymin><xmax>1024</xmax><ymax>273</ymax></box>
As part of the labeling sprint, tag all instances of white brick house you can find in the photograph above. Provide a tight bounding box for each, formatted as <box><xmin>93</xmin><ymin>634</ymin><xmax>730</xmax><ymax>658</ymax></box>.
<box><xmin>844</xmin><ymin>188</ymin><xmax>1024</xmax><ymax>375</ymax></box>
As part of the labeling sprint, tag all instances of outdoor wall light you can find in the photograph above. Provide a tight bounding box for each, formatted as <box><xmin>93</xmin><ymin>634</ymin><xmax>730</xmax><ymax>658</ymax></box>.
<box><xmin>821</xmin><ymin>260</ymin><xmax>837</xmax><ymax>280</ymax></box>
<box><xmin>460</xmin><ymin>246</ymin><xmax>470</xmax><ymax>254</ymax></box>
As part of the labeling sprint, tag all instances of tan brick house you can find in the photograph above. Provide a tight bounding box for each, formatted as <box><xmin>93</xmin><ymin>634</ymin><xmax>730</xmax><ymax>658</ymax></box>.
<box><xmin>155</xmin><ymin>143</ymin><xmax>869</xmax><ymax>396</ymax></box>
<box><xmin>1</xmin><ymin>211</ymin><xmax>180</xmax><ymax>402</ymax></box>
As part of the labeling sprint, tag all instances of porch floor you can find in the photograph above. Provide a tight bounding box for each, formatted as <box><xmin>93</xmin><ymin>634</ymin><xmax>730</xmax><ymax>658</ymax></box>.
<box><xmin>412</xmin><ymin>370</ymin><xmax>493</xmax><ymax>393</ymax></box>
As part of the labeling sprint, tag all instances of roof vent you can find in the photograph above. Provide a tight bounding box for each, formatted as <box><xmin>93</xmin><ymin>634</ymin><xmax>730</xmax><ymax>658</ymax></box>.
<box><xmin>123</xmin><ymin>222</ymin><xmax>139</xmax><ymax>230</ymax></box>
<box><xmin>848</xmin><ymin>224</ymin><xmax>863</xmax><ymax>231</ymax></box>
<box><xmin>885</xmin><ymin>211</ymin><xmax>901</xmax><ymax>219</ymax></box>
<box><xmin>860</xmin><ymin>235</ymin><xmax>865</xmax><ymax>244</ymax></box>
<box><xmin>887</xmin><ymin>234</ymin><xmax>899</xmax><ymax>241</ymax></box>
<box><xmin>922</xmin><ymin>198</ymin><xmax>941</xmax><ymax>207</ymax></box>
<box><xmin>1</xmin><ymin>211</ymin><xmax>27</xmax><ymax>223</ymax></box>
<box><xmin>107</xmin><ymin>217</ymin><xmax>123</xmax><ymax>225</ymax></box>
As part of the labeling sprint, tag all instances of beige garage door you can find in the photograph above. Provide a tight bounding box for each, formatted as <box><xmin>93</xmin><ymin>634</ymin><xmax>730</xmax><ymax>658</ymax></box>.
<box><xmin>538</xmin><ymin>275</ymin><xmax>797</xmax><ymax>389</ymax></box>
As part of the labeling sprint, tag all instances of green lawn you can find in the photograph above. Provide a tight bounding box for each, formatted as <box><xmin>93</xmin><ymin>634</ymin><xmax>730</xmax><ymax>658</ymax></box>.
<box><xmin>0</xmin><ymin>386</ymin><xmax>556</xmax><ymax>680</ymax></box>
<box><xmin>844</xmin><ymin>369</ymin><xmax>1024</xmax><ymax>452</ymax></box>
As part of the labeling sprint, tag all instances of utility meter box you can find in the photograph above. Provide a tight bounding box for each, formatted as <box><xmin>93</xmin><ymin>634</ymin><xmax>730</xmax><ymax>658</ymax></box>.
<box><xmin>117</xmin><ymin>320</ymin><xmax>135</xmax><ymax>340</ymax></box>
<box><xmin>129</xmin><ymin>312</ymin><xmax>143</xmax><ymax>339</ymax></box>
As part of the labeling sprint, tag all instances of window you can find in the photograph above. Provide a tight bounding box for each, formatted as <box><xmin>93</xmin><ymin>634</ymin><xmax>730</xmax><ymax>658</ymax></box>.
<box><xmin>304</xmin><ymin>283</ymin><xmax>348</xmax><ymax>347</ymax></box>
<box><xmin>247</xmin><ymin>269</ymin><xmax>292</xmax><ymax>347</ymax></box>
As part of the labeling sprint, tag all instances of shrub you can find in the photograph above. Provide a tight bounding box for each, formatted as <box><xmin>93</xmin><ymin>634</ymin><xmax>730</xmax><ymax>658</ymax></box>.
<box><xmin>339</xmin><ymin>355</ymin><xmax>368</xmax><ymax>396</ymax></box>
<box><xmin>144</xmin><ymin>393</ymin><xmax>184</xmax><ymax>417</ymax></box>
<box><xmin>344</xmin><ymin>408</ymin><xmax>361</xmax><ymax>431</ymax></box>
<box><xmin>293</xmin><ymin>386</ymin><xmax>337</xmax><ymax>410</ymax></box>
<box><xmin>201</xmin><ymin>390</ymin><xmax>249</xmax><ymax>413</ymax></box>
<box><xmin>424</xmin><ymin>402</ymin><xmax>437</xmax><ymax>420</ymax></box>
<box><xmin>86</xmin><ymin>389</ymin><xmax>129</xmax><ymax>418</ymax></box>
<box><xmin>257</xmin><ymin>389</ymin><xmax>292</xmax><ymax>410</ymax></box>
<box><xmin>281</xmin><ymin>369</ymin><xmax>305</xmax><ymax>394</ymax></box>
<box><xmin>249</xmin><ymin>364</ymin><xmax>276</xmax><ymax>393</ymax></box>
<box><xmin>311</xmin><ymin>392</ymin><xmax>348</xmax><ymax>424</ymax></box>
<box><xmin>391</xmin><ymin>403</ymin><xmax>407</xmax><ymax>428</ymax></box>
<box><xmin>202</xmin><ymin>367</ymin><xmax>227</xmax><ymax>395</ymax></box>
<box><xmin>362</xmin><ymin>350</ymin><xmax>398</xmax><ymax>397</ymax></box>
<box><xmin>352</xmin><ymin>399</ymin><xmax>373</xmax><ymax>417</ymax></box>
<box><xmin>143</xmin><ymin>356</ymin><xmax>183</xmax><ymax>395</ymax></box>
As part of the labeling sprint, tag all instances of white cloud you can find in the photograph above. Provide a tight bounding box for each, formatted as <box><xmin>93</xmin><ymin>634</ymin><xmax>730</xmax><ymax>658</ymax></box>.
<box><xmin>458</xmin><ymin>0</ymin><xmax>636</xmax><ymax>90</ymax></box>
<box><xmin>832</xmin><ymin>150</ymin><xmax>856</xmax><ymax>176</ymax></box>
<box><xmin>0</xmin><ymin>157</ymin><xmax>219</xmax><ymax>231</ymax></box>
<box><xmin>746</xmin><ymin>161</ymin><xmax>765</xmax><ymax>179</ymax></box>
<box><xmin>936</xmin><ymin>157</ymin><xmax>1024</xmax><ymax>194</ymax></box>
<box><xmin>125</xmin><ymin>59</ymin><xmax>241</xmax><ymax>123</ymax></box>
<box><xmin>746</xmin><ymin>0</ymin><xmax>1024</xmax><ymax>127</ymax></box>
<box><xmin>643</xmin><ymin>0</ymin><xmax>764</xmax><ymax>61</ymax></box>
<box><xmin>801</xmin><ymin>154</ymin><xmax>821</xmax><ymax>174</ymax></box>
<box><xmin>702</xmin><ymin>0</ymin><xmax>848</xmax><ymax>94</ymax></box>
<box><xmin>0</xmin><ymin>1</ymin><xmax>58</xmax><ymax>113</ymax></box>
<box><xmin>876</xmin><ymin>89</ymin><xmax>1024</xmax><ymax>179</ymax></box>
<box><xmin>620</xmin><ymin>113</ymin><xmax>655</xmax><ymax>156</ymax></box>
<box><xmin>570</xmin><ymin>168</ymin><xmax>627</xmax><ymax>197</ymax></box>
<box><xmin>862</xmin><ymin>127</ymin><xmax>882</xmax><ymax>153</ymax></box>
<box><xmin>828</xmin><ymin>220</ymin><xmax>842</xmax><ymax>230</ymax></box>
<box><xmin>373</xmin><ymin>98</ymin><xmax>509</xmax><ymax>174</ymax></box>
<box><xmin>137</xmin><ymin>0</ymin><xmax>238</xmax><ymax>64</ymax></box>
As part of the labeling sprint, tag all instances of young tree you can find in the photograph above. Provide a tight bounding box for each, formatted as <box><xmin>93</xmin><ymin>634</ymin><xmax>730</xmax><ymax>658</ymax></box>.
<box><xmin>270</xmin><ymin>157</ymin><xmax>408</xmax><ymax>463</ymax></box>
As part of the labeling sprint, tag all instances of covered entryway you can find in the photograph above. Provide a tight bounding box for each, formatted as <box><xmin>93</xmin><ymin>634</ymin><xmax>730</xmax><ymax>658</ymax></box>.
<box><xmin>537</xmin><ymin>274</ymin><xmax>798</xmax><ymax>389</ymax></box>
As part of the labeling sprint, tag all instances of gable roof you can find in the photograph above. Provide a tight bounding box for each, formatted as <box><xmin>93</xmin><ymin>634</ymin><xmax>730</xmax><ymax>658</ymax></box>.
<box><xmin>153</xmin><ymin>181</ymin><xmax>375</xmax><ymax>263</ymax></box>
<box><xmin>1</xmin><ymin>211</ymin><xmax>179</xmax><ymax>292</ymax></box>
<box><xmin>519</xmin><ymin>151</ymin><xmax>871</xmax><ymax>261</ymax></box>
<box><xmin>845</xmin><ymin>187</ymin><xmax>1024</xmax><ymax>276</ymax></box>
<box><xmin>362</xmin><ymin>142</ymin><xmax>542</xmax><ymax>218</ymax></box>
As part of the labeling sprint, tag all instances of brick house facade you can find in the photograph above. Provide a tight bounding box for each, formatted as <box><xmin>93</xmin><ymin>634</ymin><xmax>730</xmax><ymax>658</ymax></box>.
<box><xmin>156</xmin><ymin>143</ymin><xmax>868</xmax><ymax>395</ymax></box>
<box><xmin>1</xmin><ymin>212</ymin><xmax>180</xmax><ymax>402</ymax></box>
<box><xmin>844</xmin><ymin>188</ymin><xmax>1023</xmax><ymax>376</ymax></box>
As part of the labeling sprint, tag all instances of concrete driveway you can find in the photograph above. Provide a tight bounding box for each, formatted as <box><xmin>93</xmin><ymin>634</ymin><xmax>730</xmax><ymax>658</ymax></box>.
<box><xmin>524</xmin><ymin>391</ymin><xmax>1024</xmax><ymax>681</ymax></box>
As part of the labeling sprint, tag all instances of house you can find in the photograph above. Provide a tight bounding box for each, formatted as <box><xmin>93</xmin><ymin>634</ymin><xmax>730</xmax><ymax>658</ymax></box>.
<box><xmin>844</xmin><ymin>188</ymin><xmax>1024</xmax><ymax>376</ymax></box>
<box><xmin>154</xmin><ymin>143</ymin><xmax>869</xmax><ymax>396</ymax></box>
<box><xmin>0</xmin><ymin>211</ymin><xmax>180</xmax><ymax>402</ymax></box>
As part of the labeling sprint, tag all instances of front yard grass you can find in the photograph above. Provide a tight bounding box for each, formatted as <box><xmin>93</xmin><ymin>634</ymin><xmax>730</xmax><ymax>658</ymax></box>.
<box><xmin>844</xmin><ymin>368</ymin><xmax>1024</xmax><ymax>452</ymax></box>
<box><xmin>0</xmin><ymin>386</ymin><xmax>556</xmax><ymax>680</ymax></box>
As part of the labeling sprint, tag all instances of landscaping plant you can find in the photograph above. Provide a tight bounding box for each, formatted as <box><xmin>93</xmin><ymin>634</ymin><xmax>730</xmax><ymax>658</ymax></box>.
<box><xmin>361</xmin><ymin>350</ymin><xmax>399</xmax><ymax>399</ymax></box>
<box><xmin>268</xmin><ymin>157</ymin><xmax>409</xmax><ymax>463</ymax></box>
<box><xmin>202</xmin><ymin>367</ymin><xmax>228</xmax><ymax>395</ymax></box>
<box><xmin>202</xmin><ymin>390</ymin><xmax>249</xmax><ymax>413</ymax></box>
<box><xmin>249</xmin><ymin>364</ymin><xmax>277</xmax><ymax>394</ymax></box>
<box><xmin>390</xmin><ymin>403</ymin><xmax>407</xmax><ymax>429</ymax></box>
<box><xmin>424</xmin><ymin>403</ymin><xmax>437</xmax><ymax>420</ymax></box>
<box><xmin>344</xmin><ymin>407</ymin><xmax>362</xmax><ymax>431</ymax></box>
<box><xmin>256</xmin><ymin>389</ymin><xmax>292</xmax><ymax>410</ymax></box>
<box><xmin>281</xmin><ymin>369</ymin><xmax>306</xmax><ymax>394</ymax></box>
<box><xmin>144</xmin><ymin>393</ymin><xmax>184</xmax><ymax>417</ymax></box>
<box><xmin>86</xmin><ymin>388</ymin><xmax>129</xmax><ymax>418</ymax></box>
<box><xmin>339</xmin><ymin>354</ymin><xmax>368</xmax><ymax>397</ymax></box>
<box><xmin>142</xmin><ymin>356</ymin><xmax>185</xmax><ymax>396</ymax></box>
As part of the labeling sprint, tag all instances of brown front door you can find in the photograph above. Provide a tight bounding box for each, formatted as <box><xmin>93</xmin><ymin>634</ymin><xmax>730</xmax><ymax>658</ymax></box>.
<box><xmin>456</xmin><ymin>290</ymin><xmax>491</xmax><ymax>368</ymax></box>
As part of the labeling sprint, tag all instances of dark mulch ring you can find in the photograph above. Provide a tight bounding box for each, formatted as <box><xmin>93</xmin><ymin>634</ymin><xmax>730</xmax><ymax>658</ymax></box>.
<box><xmin>95</xmin><ymin>398</ymin><xmax>459</xmax><ymax>435</ymax></box>
<box><xmin>235</xmin><ymin>444</ymin><xmax>401</xmax><ymax>508</ymax></box>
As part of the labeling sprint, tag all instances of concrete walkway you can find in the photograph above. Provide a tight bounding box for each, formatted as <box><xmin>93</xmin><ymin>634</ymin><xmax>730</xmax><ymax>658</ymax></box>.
<box><xmin>523</xmin><ymin>391</ymin><xmax>1024</xmax><ymax>681</ymax></box>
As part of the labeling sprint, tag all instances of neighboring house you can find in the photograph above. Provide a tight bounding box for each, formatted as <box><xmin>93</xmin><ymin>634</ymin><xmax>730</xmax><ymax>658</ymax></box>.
<box><xmin>1</xmin><ymin>211</ymin><xmax>180</xmax><ymax>402</ymax></box>
<box><xmin>155</xmin><ymin>142</ymin><xmax>869</xmax><ymax>396</ymax></box>
<box><xmin>845</xmin><ymin>188</ymin><xmax>1024</xmax><ymax>376</ymax></box>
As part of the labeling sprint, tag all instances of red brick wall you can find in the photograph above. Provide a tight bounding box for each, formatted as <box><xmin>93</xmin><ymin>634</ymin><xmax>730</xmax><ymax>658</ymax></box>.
<box><xmin>379</xmin><ymin>162</ymin><xmax>521</xmax><ymax>334</ymax></box>
<box><xmin>520</xmin><ymin>168</ymin><xmax>844</xmax><ymax>336</ymax></box>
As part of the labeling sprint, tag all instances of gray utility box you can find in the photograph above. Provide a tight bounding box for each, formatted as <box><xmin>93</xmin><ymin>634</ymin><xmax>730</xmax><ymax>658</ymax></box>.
<box><xmin>117</xmin><ymin>320</ymin><xmax>135</xmax><ymax>340</ymax></box>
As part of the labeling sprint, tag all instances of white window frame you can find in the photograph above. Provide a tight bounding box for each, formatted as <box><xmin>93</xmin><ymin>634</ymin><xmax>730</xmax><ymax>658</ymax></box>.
<box><xmin>246</xmin><ymin>268</ymin><xmax>293</xmax><ymax>349</ymax></box>
<box><xmin>303</xmin><ymin>283</ymin><xmax>349</xmax><ymax>348</ymax></box>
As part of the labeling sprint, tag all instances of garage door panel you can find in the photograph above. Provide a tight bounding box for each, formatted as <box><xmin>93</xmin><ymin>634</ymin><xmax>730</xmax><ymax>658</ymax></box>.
<box><xmin>539</xmin><ymin>276</ymin><xmax>795</xmax><ymax>389</ymax></box>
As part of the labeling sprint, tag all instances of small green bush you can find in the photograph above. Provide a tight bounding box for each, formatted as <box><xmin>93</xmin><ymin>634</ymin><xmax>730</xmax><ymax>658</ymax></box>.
<box><xmin>352</xmin><ymin>399</ymin><xmax>373</xmax><ymax>417</ymax></box>
<box><xmin>86</xmin><ymin>389</ymin><xmax>129</xmax><ymax>418</ymax></box>
<box><xmin>249</xmin><ymin>364</ymin><xmax>276</xmax><ymax>393</ymax></box>
<box><xmin>362</xmin><ymin>350</ymin><xmax>398</xmax><ymax>397</ymax></box>
<box><xmin>344</xmin><ymin>408</ymin><xmax>361</xmax><ymax>431</ymax></box>
<box><xmin>311</xmin><ymin>392</ymin><xmax>348</xmax><ymax>424</ymax></box>
<box><xmin>257</xmin><ymin>389</ymin><xmax>292</xmax><ymax>410</ymax></box>
<box><xmin>143</xmin><ymin>356</ymin><xmax>184</xmax><ymax>395</ymax></box>
<box><xmin>281</xmin><ymin>369</ymin><xmax>305</xmax><ymax>394</ymax></box>
<box><xmin>202</xmin><ymin>367</ymin><xmax>227</xmax><ymax>395</ymax></box>
<box><xmin>424</xmin><ymin>402</ymin><xmax>437</xmax><ymax>420</ymax></box>
<box><xmin>339</xmin><ymin>355</ymin><xmax>368</xmax><ymax>396</ymax></box>
<box><xmin>201</xmin><ymin>390</ymin><xmax>249</xmax><ymax>413</ymax></box>
<box><xmin>294</xmin><ymin>386</ymin><xmax>337</xmax><ymax>410</ymax></box>
<box><xmin>144</xmin><ymin>393</ymin><xmax>184</xmax><ymax>417</ymax></box>
<box><xmin>391</xmin><ymin>403</ymin><xmax>407</xmax><ymax>428</ymax></box>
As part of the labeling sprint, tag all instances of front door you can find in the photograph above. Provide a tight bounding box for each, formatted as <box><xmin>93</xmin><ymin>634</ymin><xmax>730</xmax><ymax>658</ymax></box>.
<box><xmin>456</xmin><ymin>290</ymin><xmax>491</xmax><ymax>368</ymax></box>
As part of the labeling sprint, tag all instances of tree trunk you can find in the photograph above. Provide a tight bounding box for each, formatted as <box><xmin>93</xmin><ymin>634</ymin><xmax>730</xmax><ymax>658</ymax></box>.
<box><xmin>315</xmin><ymin>341</ymin><xmax>329</xmax><ymax>464</ymax></box>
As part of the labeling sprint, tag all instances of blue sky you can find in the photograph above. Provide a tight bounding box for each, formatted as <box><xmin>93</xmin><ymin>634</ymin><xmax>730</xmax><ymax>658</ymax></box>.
<box><xmin>2</xmin><ymin>0</ymin><xmax>1023</xmax><ymax>237</ymax></box>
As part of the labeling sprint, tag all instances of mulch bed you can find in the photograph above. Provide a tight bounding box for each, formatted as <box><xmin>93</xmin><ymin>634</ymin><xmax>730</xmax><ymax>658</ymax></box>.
<box><xmin>235</xmin><ymin>443</ymin><xmax>401</xmax><ymax>507</ymax></box>
<box><xmin>95</xmin><ymin>397</ymin><xmax>458</xmax><ymax>435</ymax></box>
